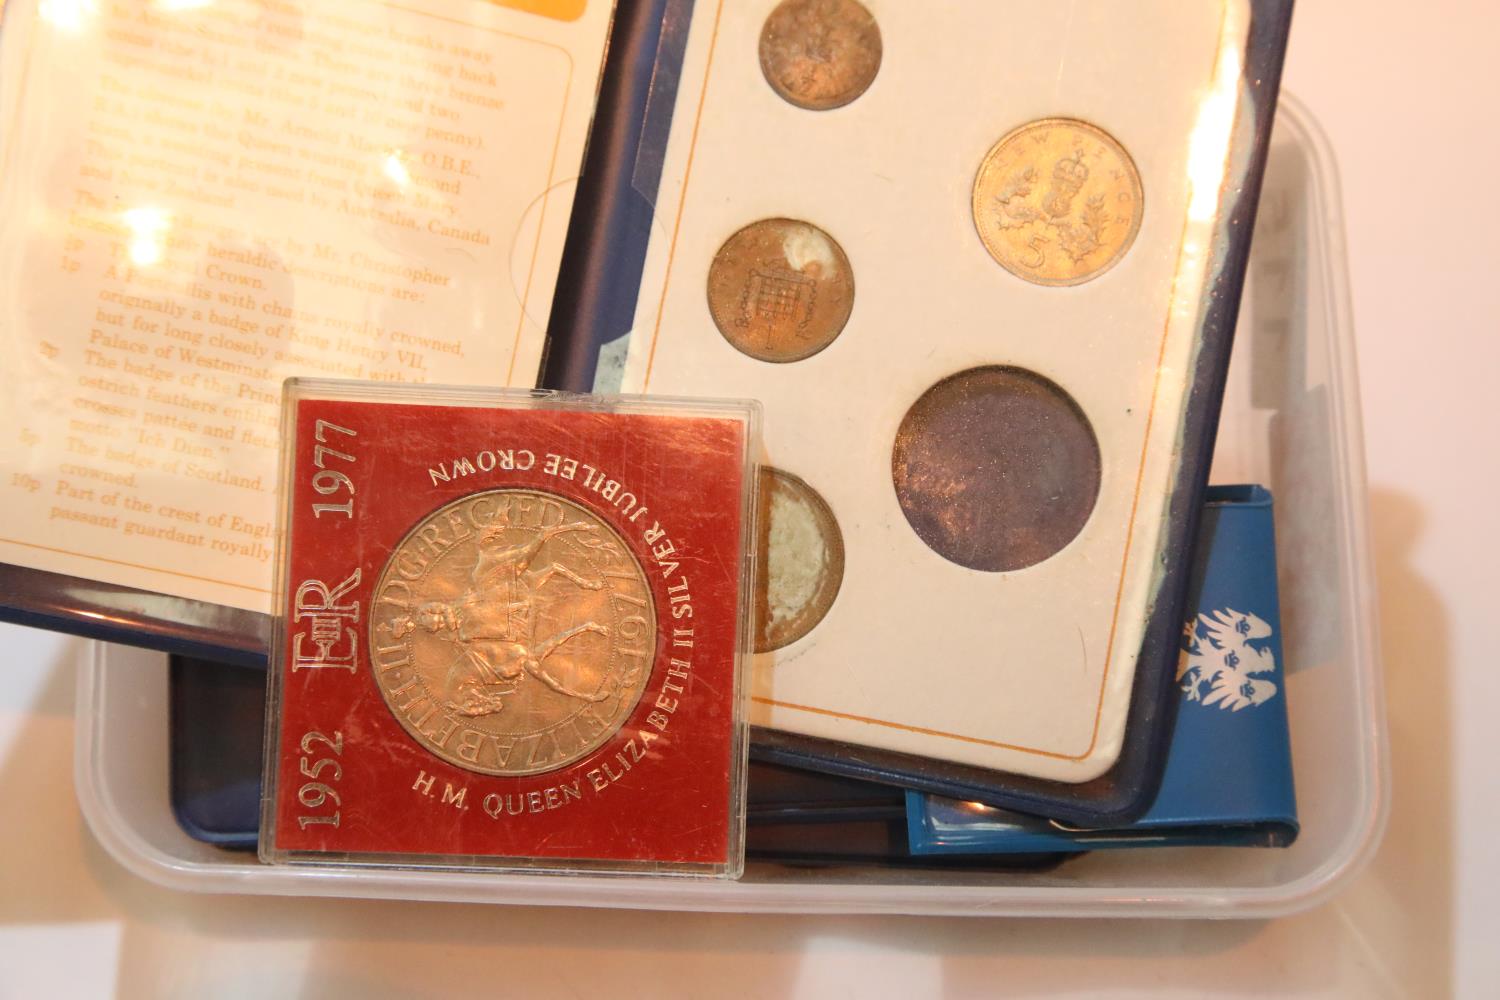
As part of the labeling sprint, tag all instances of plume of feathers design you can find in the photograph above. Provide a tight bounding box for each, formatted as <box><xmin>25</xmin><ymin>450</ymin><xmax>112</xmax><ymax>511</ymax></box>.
<box><xmin>1177</xmin><ymin>609</ymin><xmax>1279</xmax><ymax>711</ymax></box>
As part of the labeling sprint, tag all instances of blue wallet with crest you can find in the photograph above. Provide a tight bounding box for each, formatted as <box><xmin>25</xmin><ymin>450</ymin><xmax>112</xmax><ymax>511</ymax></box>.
<box><xmin>907</xmin><ymin>485</ymin><xmax>1298</xmax><ymax>854</ymax></box>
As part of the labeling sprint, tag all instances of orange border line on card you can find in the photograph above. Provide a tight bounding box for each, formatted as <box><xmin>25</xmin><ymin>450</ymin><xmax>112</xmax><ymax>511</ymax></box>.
<box><xmin>1076</xmin><ymin>1</ymin><xmax>1234</xmax><ymax>760</ymax></box>
<box><xmin>751</xmin><ymin>697</ymin><xmax>1087</xmax><ymax>760</ymax></box>
<box><xmin>0</xmin><ymin>537</ymin><xmax>272</xmax><ymax>593</ymax></box>
<box><xmin>381</xmin><ymin>2</ymin><xmax>577</xmax><ymax>388</ymax></box>
<box><xmin>502</xmin><ymin>51</ymin><xmax>574</xmax><ymax>387</ymax></box>
<box><xmin>1084</xmin><ymin>208</ymin><xmax>1201</xmax><ymax>756</ymax></box>
<box><xmin>641</xmin><ymin>0</ymin><xmax>726</xmax><ymax>391</ymax></box>
<box><xmin>639</xmin><ymin>3</ymin><xmax>1235</xmax><ymax>761</ymax></box>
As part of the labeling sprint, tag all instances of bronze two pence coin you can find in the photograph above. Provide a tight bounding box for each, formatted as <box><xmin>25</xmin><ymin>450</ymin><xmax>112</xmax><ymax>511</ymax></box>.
<box><xmin>759</xmin><ymin>0</ymin><xmax>882</xmax><ymax>111</ymax></box>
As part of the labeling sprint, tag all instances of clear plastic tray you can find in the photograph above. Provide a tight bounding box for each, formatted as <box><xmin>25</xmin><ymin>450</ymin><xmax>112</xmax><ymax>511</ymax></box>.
<box><xmin>73</xmin><ymin>95</ymin><xmax>1387</xmax><ymax>917</ymax></box>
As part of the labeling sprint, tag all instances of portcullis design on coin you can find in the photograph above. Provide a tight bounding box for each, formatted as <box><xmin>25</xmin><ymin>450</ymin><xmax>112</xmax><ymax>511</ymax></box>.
<box><xmin>707</xmin><ymin>217</ymin><xmax>854</xmax><ymax>363</ymax></box>
<box><xmin>972</xmin><ymin>118</ymin><xmax>1143</xmax><ymax>286</ymax></box>
<box><xmin>759</xmin><ymin>0</ymin><xmax>882</xmax><ymax>111</ymax></box>
<box><xmin>370</xmin><ymin>489</ymin><xmax>655</xmax><ymax>777</ymax></box>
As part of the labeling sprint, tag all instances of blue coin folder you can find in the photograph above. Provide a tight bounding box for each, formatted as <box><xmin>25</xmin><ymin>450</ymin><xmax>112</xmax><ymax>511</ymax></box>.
<box><xmin>907</xmin><ymin>484</ymin><xmax>1298</xmax><ymax>854</ymax></box>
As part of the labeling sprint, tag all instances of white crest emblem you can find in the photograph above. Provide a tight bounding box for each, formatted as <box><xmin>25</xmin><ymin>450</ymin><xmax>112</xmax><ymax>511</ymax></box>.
<box><xmin>1177</xmin><ymin>608</ymin><xmax>1278</xmax><ymax>711</ymax></box>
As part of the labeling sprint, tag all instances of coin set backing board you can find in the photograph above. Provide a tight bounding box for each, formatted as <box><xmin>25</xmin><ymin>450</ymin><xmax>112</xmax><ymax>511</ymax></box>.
<box><xmin>260</xmin><ymin>379</ymin><xmax>759</xmax><ymax>876</ymax></box>
<box><xmin>619</xmin><ymin>0</ymin><xmax>1294</xmax><ymax>821</ymax></box>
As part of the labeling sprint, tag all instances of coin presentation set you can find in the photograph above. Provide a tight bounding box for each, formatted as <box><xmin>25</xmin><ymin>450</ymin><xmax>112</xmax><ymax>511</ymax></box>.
<box><xmin>617</xmin><ymin>0</ymin><xmax>1295</xmax><ymax>825</ymax></box>
<box><xmin>0</xmin><ymin>0</ymin><xmax>1315</xmax><ymax>890</ymax></box>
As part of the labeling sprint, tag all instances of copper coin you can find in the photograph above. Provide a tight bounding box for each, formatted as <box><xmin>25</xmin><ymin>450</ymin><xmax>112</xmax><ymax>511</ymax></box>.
<box><xmin>369</xmin><ymin>489</ymin><xmax>655</xmax><ymax>776</ymax></box>
<box><xmin>759</xmin><ymin>0</ymin><xmax>882</xmax><ymax>111</ymax></box>
<box><xmin>972</xmin><ymin>118</ymin><xmax>1143</xmax><ymax>286</ymax></box>
<box><xmin>753</xmin><ymin>467</ymin><xmax>845</xmax><ymax>652</ymax></box>
<box><xmin>707</xmin><ymin>218</ymin><xmax>854</xmax><ymax>363</ymax></box>
<box><xmin>892</xmin><ymin>367</ymin><xmax>1100</xmax><ymax>572</ymax></box>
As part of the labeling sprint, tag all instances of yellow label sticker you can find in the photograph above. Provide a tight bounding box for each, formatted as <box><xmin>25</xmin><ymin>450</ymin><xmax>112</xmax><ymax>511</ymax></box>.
<box><xmin>484</xmin><ymin>0</ymin><xmax>587</xmax><ymax>22</ymax></box>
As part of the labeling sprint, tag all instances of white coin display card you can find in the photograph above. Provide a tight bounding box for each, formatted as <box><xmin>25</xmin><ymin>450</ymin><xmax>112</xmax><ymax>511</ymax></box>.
<box><xmin>622</xmin><ymin>0</ymin><xmax>1284</xmax><ymax>788</ymax></box>
<box><xmin>0</xmin><ymin>0</ymin><xmax>611</xmax><ymax>615</ymax></box>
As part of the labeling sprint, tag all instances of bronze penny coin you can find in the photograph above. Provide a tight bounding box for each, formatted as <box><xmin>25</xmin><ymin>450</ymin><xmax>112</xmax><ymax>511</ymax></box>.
<box><xmin>759</xmin><ymin>0</ymin><xmax>882</xmax><ymax>111</ymax></box>
<box><xmin>707</xmin><ymin>218</ymin><xmax>855</xmax><ymax>363</ymax></box>
<box><xmin>753</xmin><ymin>467</ymin><xmax>845</xmax><ymax>652</ymax></box>
<box><xmin>891</xmin><ymin>367</ymin><xmax>1100</xmax><ymax>572</ymax></box>
<box><xmin>972</xmin><ymin>118</ymin><xmax>1143</xmax><ymax>286</ymax></box>
<box><xmin>369</xmin><ymin>489</ymin><xmax>655</xmax><ymax>776</ymax></box>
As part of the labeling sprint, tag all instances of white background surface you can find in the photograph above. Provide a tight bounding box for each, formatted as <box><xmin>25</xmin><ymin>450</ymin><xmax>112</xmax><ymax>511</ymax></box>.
<box><xmin>1</xmin><ymin>2</ymin><xmax>1496</xmax><ymax>996</ymax></box>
